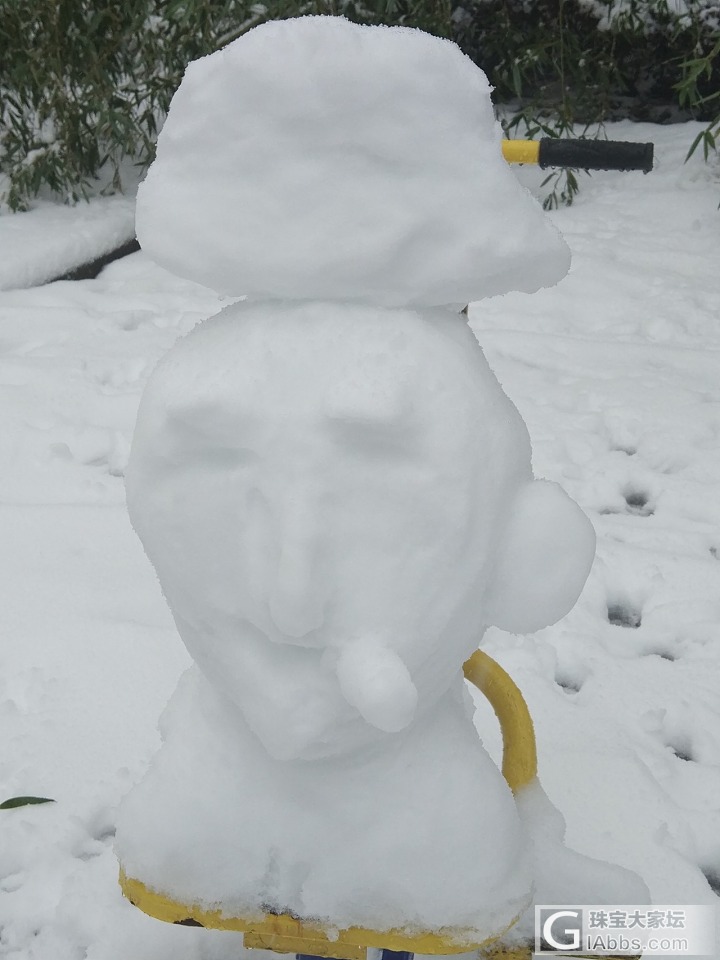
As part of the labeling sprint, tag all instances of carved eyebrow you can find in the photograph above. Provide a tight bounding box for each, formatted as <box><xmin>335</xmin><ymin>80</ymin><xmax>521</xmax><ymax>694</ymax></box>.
<box><xmin>324</xmin><ymin>405</ymin><xmax>411</xmax><ymax>429</ymax></box>
<box><xmin>166</xmin><ymin>401</ymin><xmax>262</xmax><ymax>447</ymax></box>
<box><xmin>323</xmin><ymin>407</ymin><xmax>422</xmax><ymax>462</ymax></box>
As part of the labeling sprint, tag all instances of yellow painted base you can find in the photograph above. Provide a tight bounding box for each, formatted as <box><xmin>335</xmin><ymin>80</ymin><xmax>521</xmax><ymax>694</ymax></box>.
<box><xmin>119</xmin><ymin>870</ymin><xmax>513</xmax><ymax>956</ymax></box>
<box><xmin>120</xmin><ymin>872</ymin><xmax>639</xmax><ymax>960</ymax></box>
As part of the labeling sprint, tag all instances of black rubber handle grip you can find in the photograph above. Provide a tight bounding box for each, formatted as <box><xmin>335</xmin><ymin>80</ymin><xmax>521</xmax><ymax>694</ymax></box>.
<box><xmin>538</xmin><ymin>138</ymin><xmax>654</xmax><ymax>172</ymax></box>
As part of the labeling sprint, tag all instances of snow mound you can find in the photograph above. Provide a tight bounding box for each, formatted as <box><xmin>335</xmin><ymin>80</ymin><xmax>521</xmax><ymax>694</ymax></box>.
<box><xmin>0</xmin><ymin>195</ymin><xmax>136</xmax><ymax>291</ymax></box>
<box><xmin>136</xmin><ymin>16</ymin><xmax>570</xmax><ymax>305</ymax></box>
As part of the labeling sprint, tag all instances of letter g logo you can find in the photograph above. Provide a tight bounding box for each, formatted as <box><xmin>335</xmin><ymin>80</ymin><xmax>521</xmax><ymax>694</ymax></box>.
<box><xmin>542</xmin><ymin>910</ymin><xmax>582</xmax><ymax>950</ymax></box>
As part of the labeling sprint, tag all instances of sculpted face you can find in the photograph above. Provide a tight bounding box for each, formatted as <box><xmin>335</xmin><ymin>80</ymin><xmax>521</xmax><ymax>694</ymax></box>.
<box><xmin>127</xmin><ymin>302</ymin><xmax>534</xmax><ymax>758</ymax></box>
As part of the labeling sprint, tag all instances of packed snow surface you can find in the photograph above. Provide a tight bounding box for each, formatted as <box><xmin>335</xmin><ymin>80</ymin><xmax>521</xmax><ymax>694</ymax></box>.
<box><xmin>136</xmin><ymin>16</ymin><xmax>569</xmax><ymax>306</ymax></box>
<box><xmin>0</xmin><ymin>109</ymin><xmax>718</xmax><ymax>960</ymax></box>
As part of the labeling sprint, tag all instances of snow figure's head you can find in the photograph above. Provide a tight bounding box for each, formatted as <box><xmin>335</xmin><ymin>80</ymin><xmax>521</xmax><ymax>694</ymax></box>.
<box><xmin>127</xmin><ymin>302</ymin><xmax>595</xmax><ymax>761</ymax></box>
<box><xmin>136</xmin><ymin>15</ymin><xmax>570</xmax><ymax>307</ymax></box>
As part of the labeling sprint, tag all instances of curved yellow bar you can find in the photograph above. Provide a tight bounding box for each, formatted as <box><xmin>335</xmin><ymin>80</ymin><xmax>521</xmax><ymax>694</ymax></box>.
<box><xmin>501</xmin><ymin>140</ymin><xmax>540</xmax><ymax>165</ymax></box>
<box><xmin>462</xmin><ymin>649</ymin><xmax>537</xmax><ymax>793</ymax></box>
<box><xmin>119</xmin><ymin>869</ymin><xmax>515</xmax><ymax>956</ymax></box>
<box><xmin>119</xmin><ymin>650</ymin><xmax>537</xmax><ymax>955</ymax></box>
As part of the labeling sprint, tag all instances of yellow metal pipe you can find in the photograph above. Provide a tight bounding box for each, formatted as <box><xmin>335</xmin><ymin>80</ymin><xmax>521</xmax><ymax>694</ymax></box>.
<box><xmin>501</xmin><ymin>140</ymin><xmax>541</xmax><ymax>165</ymax></box>
<box><xmin>119</xmin><ymin>867</ymin><xmax>518</xmax><ymax>954</ymax></box>
<box><xmin>462</xmin><ymin>648</ymin><xmax>538</xmax><ymax>794</ymax></box>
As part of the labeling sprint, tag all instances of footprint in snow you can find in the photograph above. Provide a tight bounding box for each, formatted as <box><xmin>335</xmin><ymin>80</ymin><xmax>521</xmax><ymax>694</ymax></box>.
<box><xmin>649</xmin><ymin>649</ymin><xmax>678</xmax><ymax>662</ymax></box>
<box><xmin>555</xmin><ymin>674</ymin><xmax>583</xmax><ymax>695</ymax></box>
<box><xmin>599</xmin><ymin>486</ymin><xmax>654</xmax><ymax>517</ymax></box>
<box><xmin>666</xmin><ymin>736</ymin><xmax>694</xmax><ymax>763</ymax></box>
<box><xmin>50</xmin><ymin>428</ymin><xmax>130</xmax><ymax>478</ymax></box>
<box><xmin>623</xmin><ymin>486</ymin><xmax>655</xmax><ymax>516</ymax></box>
<box><xmin>607</xmin><ymin>600</ymin><xmax>643</xmax><ymax>629</ymax></box>
<box><xmin>700</xmin><ymin>866</ymin><xmax>720</xmax><ymax>898</ymax></box>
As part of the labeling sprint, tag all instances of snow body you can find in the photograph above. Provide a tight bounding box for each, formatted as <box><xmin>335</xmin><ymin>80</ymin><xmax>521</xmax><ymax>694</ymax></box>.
<box><xmin>117</xmin><ymin>301</ymin><xmax>595</xmax><ymax>934</ymax></box>
<box><xmin>115</xmin><ymin>15</ymin><xmax>644</xmax><ymax>943</ymax></box>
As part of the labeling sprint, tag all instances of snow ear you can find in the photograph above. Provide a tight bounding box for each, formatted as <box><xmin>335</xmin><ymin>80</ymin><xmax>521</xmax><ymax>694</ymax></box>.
<box><xmin>486</xmin><ymin>479</ymin><xmax>596</xmax><ymax>634</ymax></box>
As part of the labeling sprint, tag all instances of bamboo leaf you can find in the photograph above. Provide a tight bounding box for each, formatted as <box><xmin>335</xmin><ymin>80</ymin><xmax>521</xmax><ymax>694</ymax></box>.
<box><xmin>0</xmin><ymin>796</ymin><xmax>55</xmax><ymax>810</ymax></box>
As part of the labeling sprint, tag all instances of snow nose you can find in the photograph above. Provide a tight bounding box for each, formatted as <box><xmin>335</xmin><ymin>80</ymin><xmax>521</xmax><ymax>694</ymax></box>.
<box><xmin>267</xmin><ymin>500</ymin><xmax>326</xmax><ymax>640</ymax></box>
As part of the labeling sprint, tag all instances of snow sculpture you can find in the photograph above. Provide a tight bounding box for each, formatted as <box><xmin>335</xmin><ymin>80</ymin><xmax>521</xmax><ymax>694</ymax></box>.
<box><xmin>116</xmin><ymin>15</ymin><xmax>648</xmax><ymax>947</ymax></box>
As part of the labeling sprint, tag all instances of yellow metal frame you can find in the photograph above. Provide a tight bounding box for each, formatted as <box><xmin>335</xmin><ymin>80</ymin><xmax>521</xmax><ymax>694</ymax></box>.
<box><xmin>119</xmin><ymin>648</ymin><xmax>537</xmax><ymax>957</ymax></box>
<box><xmin>501</xmin><ymin>140</ymin><xmax>541</xmax><ymax>165</ymax></box>
<box><xmin>120</xmin><ymin>868</ymin><xmax>525</xmax><ymax>958</ymax></box>
<box><xmin>462</xmin><ymin>649</ymin><xmax>537</xmax><ymax>793</ymax></box>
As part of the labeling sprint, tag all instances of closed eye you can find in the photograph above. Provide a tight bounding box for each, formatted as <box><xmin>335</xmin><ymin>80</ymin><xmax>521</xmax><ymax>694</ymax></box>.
<box><xmin>187</xmin><ymin>445</ymin><xmax>259</xmax><ymax>468</ymax></box>
<box><xmin>325</xmin><ymin>415</ymin><xmax>420</xmax><ymax>459</ymax></box>
<box><xmin>166</xmin><ymin>408</ymin><xmax>260</xmax><ymax>467</ymax></box>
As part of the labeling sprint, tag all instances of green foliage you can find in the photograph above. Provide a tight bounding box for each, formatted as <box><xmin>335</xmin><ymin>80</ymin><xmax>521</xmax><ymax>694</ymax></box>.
<box><xmin>675</xmin><ymin>35</ymin><xmax>720</xmax><ymax>159</ymax></box>
<box><xmin>455</xmin><ymin>0</ymin><xmax>621</xmax><ymax>128</ymax></box>
<box><xmin>0</xmin><ymin>796</ymin><xmax>55</xmax><ymax>809</ymax></box>
<box><xmin>454</xmin><ymin>0</ymin><xmax>719</xmax><ymax>126</ymax></box>
<box><xmin>453</xmin><ymin>0</ymin><xmax>720</xmax><ymax>202</ymax></box>
<box><xmin>0</xmin><ymin>0</ymin><xmax>718</xmax><ymax>209</ymax></box>
<box><xmin>1</xmin><ymin>0</ymin><xmax>227</xmax><ymax>209</ymax></box>
<box><xmin>0</xmin><ymin>0</ymin><xmax>455</xmax><ymax>211</ymax></box>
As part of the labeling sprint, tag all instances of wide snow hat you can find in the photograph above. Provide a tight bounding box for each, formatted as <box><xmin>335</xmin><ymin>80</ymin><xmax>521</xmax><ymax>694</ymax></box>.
<box><xmin>137</xmin><ymin>16</ymin><xmax>570</xmax><ymax>306</ymax></box>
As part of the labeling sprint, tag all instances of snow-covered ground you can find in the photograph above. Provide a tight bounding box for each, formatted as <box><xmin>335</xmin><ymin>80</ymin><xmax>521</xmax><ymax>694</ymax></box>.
<box><xmin>0</xmin><ymin>194</ymin><xmax>136</xmax><ymax>291</ymax></box>
<box><xmin>0</xmin><ymin>120</ymin><xmax>719</xmax><ymax>959</ymax></box>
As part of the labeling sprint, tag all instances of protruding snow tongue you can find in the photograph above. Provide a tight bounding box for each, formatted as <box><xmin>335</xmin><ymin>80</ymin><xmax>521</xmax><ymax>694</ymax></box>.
<box><xmin>335</xmin><ymin>636</ymin><xmax>418</xmax><ymax>733</ymax></box>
